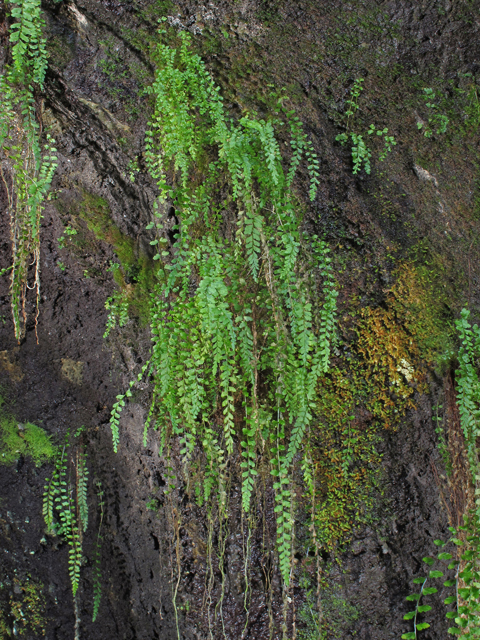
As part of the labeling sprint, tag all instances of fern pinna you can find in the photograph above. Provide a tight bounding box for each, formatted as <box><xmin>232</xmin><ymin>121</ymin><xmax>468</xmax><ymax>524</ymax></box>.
<box><xmin>0</xmin><ymin>0</ymin><xmax>57</xmax><ymax>340</ymax></box>
<box><xmin>110</xmin><ymin>28</ymin><xmax>337</xmax><ymax>588</ymax></box>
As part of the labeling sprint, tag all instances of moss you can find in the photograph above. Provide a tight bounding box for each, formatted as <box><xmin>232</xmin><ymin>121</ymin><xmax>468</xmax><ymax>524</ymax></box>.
<box><xmin>309</xmin><ymin>259</ymin><xmax>456</xmax><ymax>552</ymax></box>
<box><xmin>138</xmin><ymin>0</ymin><xmax>174</xmax><ymax>22</ymax></box>
<box><xmin>78</xmin><ymin>192</ymin><xmax>135</xmax><ymax>265</ymax></box>
<box><xmin>297</xmin><ymin>579</ymin><xmax>360</xmax><ymax>640</ymax></box>
<box><xmin>313</xmin><ymin>368</ymin><xmax>380</xmax><ymax>551</ymax></box>
<box><xmin>6</xmin><ymin>576</ymin><xmax>47</xmax><ymax>637</ymax></box>
<box><xmin>0</xmin><ymin>399</ymin><xmax>56</xmax><ymax>467</ymax></box>
<box><xmin>77</xmin><ymin>191</ymin><xmax>155</xmax><ymax>324</ymax></box>
<box><xmin>45</xmin><ymin>34</ymin><xmax>75</xmax><ymax>70</ymax></box>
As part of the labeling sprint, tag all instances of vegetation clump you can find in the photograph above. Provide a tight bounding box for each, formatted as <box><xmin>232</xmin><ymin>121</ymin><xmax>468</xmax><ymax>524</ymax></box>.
<box><xmin>110</xmin><ymin>26</ymin><xmax>336</xmax><ymax>595</ymax></box>
<box><xmin>0</xmin><ymin>575</ymin><xmax>47</xmax><ymax>638</ymax></box>
<box><xmin>0</xmin><ymin>0</ymin><xmax>57</xmax><ymax>340</ymax></box>
<box><xmin>0</xmin><ymin>400</ymin><xmax>55</xmax><ymax>467</ymax></box>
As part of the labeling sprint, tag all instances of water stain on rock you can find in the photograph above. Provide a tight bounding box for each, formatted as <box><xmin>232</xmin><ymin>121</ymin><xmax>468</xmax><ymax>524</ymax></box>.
<box><xmin>60</xmin><ymin>358</ymin><xmax>84</xmax><ymax>385</ymax></box>
<box><xmin>0</xmin><ymin>351</ymin><xmax>23</xmax><ymax>383</ymax></box>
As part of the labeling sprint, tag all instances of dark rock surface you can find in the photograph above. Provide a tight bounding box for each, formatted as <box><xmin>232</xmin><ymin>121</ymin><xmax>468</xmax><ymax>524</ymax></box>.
<box><xmin>1</xmin><ymin>0</ymin><xmax>479</xmax><ymax>638</ymax></box>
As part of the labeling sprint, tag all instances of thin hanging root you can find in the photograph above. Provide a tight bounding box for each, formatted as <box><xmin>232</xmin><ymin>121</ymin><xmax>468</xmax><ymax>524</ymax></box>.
<box><xmin>267</xmin><ymin>559</ymin><xmax>275</xmax><ymax>640</ymax></box>
<box><xmin>281</xmin><ymin>584</ymin><xmax>289</xmax><ymax>640</ymax></box>
<box><xmin>170</xmin><ymin>503</ymin><xmax>182</xmax><ymax>640</ymax></box>
<box><xmin>311</xmin><ymin>463</ymin><xmax>323</xmax><ymax>630</ymax></box>
<box><xmin>205</xmin><ymin>512</ymin><xmax>215</xmax><ymax>640</ymax></box>
<box><xmin>74</xmin><ymin>589</ymin><xmax>81</xmax><ymax>640</ymax></box>
<box><xmin>215</xmin><ymin>479</ymin><xmax>230</xmax><ymax>640</ymax></box>
<box><xmin>241</xmin><ymin>508</ymin><xmax>255</xmax><ymax>639</ymax></box>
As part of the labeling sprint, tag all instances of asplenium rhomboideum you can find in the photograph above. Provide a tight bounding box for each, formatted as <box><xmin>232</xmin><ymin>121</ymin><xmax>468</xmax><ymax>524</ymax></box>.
<box><xmin>110</xmin><ymin>28</ymin><xmax>337</xmax><ymax>588</ymax></box>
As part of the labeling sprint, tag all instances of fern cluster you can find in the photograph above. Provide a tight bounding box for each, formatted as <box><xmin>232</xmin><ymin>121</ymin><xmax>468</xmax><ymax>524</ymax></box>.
<box><xmin>455</xmin><ymin>308</ymin><xmax>480</xmax><ymax>516</ymax></box>
<box><xmin>0</xmin><ymin>0</ymin><xmax>57</xmax><ymax>340</ymax></box>
<box><xmin>43</xmin><ymin>433</ymin><xmax>84</xmax><ymax>596</ymax></box>
<box><xmin>402</xmin><ymin>311</ymin><xmax>480</xmax><ymax>638</ymax></box>
<box><xmin>111</xmin><ymin>29</ymin><xmax>337</xmax><ymax>588</ymax></box>
<box><xmin>402</xmin><ymin>518</ymin><xmax>480</xmax><ymax>639</ymax></box>
<box><xmin>335</xmin><ymin>78</ymin><xmax>396</xmax><ymax>175</ymax></box>
<box><xmin>42</xmin><ymin>430</ymin><xmax>102</xmax><ymax>620</ymax></box>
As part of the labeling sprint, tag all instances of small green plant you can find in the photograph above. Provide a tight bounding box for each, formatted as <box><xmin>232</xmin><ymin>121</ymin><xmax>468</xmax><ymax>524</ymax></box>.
<box><xmin>103</xmin><ymin>291</ymin><xmax>129</xmax><ymax>338</ymax></box>
<box><xmin>402</xmin><ymin>518</ymin><xmax>480</xmax><ymax>638</ymax></box>
<box><xmin>0</xmin><ymin>407</ymin><xmax>56</xmax><ymax>466</ymax></box>
<box><xmin>127</xmin><ymin>157</ymin><xmax>140</xmax><ymax>182</ymax></box>
<box><xmin>58</xmin><ymin>225</ymin><xmax>77</xmax><ymax>249</ymax></box>
<box><xmin>417</xmin><ymin>88</ymin><xmax>449</xmax><ymax>137</ymax></box>
<box><xmin>368</xmin><ymin>124</ymin><xmax>397</xmax><ymax>161</ymax></box>
<box><xmin>336</xmin><ymin>131</ymin><xmax>371</xmax><ymax>174</ymax></box>
<box><xmin>335</xmin><ymin>79</ymin><xmax>396</xmax><ymax>174</ymax></box>
<box><xmin>344</xmin><ymin>77</ymin><xmax>364</xmax><ymax>123</ymax></box>
<box><xmin>455</xmin><ymin>308</ymin><xmax>480</xmax><ymax>514</ymax></box>
<box><xmin>43</xmin><ymin>431</ymin><xmax>84</xmax><ymax>596</ymax></box>
<box><xmin>146</xmin><ymin>497</ymin><xmax>159</xmax><ymax>511</ymax></box>
<box><xmin>464</xmin><ymin>78</ymin><xmax>480</xmax><ymax>129</ymax></box>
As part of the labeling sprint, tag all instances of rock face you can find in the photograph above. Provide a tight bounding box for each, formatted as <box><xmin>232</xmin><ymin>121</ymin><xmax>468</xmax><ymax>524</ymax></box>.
<box><xmin>1</xmin><ymin>1</ymin><xmax>479</xmax><ymax>638</ymax></box>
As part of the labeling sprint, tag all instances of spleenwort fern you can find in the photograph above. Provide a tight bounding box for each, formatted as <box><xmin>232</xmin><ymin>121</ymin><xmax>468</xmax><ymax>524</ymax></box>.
<box><xmin>402</xmin><ymin>520</ymin><xmax>480</xmax><ymax>639</ymax></box>
<box><xmin>42</xmin><ymin>429</ymin><xmax>101</xmax><ymax>616</ymax></box>
<box><xmin>110</xmin><ymin>27</ymin><xmax>337</xmax><ymax>592</ymax></box>
<box><xmin>402</xmin><ymin>310</ymin><xmax>480</xmax><ymax>638</ymax></box>
<box><xmin>0</xmin><ymin>0</ymin><xmax>57</xmax><ymax>340</ymax></box>
<box><xmin>335</xmin><ymin>78</ymin><xmax>396</xmax><ymax>175</ymax></box>
<box><xmin>53</xmin><ymin>434</ymin><xmax>82</xmax><ymax>596</ymax></box>
<box><xmin>455</xmin><ymin>308</ymin><xmax>480</xmax><ymax>513</ymax></box>
<box><xmin>77</xmin><ymin>448</ymin><xmax>89</xmax><ymax>533</ymax></box>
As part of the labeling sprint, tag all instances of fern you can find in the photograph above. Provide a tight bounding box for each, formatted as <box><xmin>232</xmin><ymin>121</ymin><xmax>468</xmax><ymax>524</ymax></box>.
<box><xmin>1</xmin><ymin>0</ymin><xmax>56</xmax><ymax>340</ymax></box>
<box><xmin>110</xmin><ymin>29</ymin><xmax>337</xmax><ymax>590</ymax></box>
<box><xmin>7</xmin><ymin>0</ymin><xmax>48</xmax><ymax>87</ymax></box>
<box><xmin>77</xmin><ymin>449</ymin><xmax>89</xmax><ymax>533</ymax></box>
<box><xmin>455</xmin><ymin>308</ymin><xmax>480</xmax><ymax>517</ymax></box>
<box><xmin>42</xmin><ymin>431</ymin><xmax>93</xmax><ymax>599</ymax></box>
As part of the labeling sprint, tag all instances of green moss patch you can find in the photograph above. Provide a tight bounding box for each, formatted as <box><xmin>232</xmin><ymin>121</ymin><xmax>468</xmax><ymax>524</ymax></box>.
<box><xmin>0</xmin><ymin>403</ymin><xmax>56</xmax><ymax>467</ymax></box>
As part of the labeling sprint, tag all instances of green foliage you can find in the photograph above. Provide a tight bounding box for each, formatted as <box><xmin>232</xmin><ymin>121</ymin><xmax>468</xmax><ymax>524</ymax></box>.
<box><xmin>0</xmin><ymin>0</ymin><xmax>57</xmax><ymax>340</ymax></box>
<box><xmin>417</xmin><ymin>88</ymin><xmax>449</xmax><ymax>138</ymax></box>
<box><xmin>6</xmin><ymin>0</ymin><xmax>48</xmax><ymax>87</ymax></box>
<box><xmin>368</xmin><ymin>124</ymin><xmax>397</xmax><ymax>161</ymax></box>
<box><xmin>43</xmin><ymin>432</ymin><xmax>83</xmax><ymax>596</ymax></box>
<box><xmin>58</xmin><ymin>225</ymin><xmax>77</xmax><ymax>249</ymax></box>
<box><xmin>344</xmin><ymin>77</ymin><xmax>364</xmax><ymax>123</ymax></box>
<box><xmin>0</xmin><ymin>407</ymin><xmax>56</xmax><ymax>466</ymax></box>
<box><xmin>297</xmin><ymin>576</ymin><xmax>359</xmax><ymax>640</ymax></box>
<box><xmin>401</xmin><ymin>310</ymin><xmax>480</xmax><ymax>638</ymax></box>
<box><xmin>402</xmin><ymin>518</ymin><xmax>480</xmax><ymax>639</ymax></box>
<box><xmin>464</xmin><ymin>79</ymin><xmax>480</xmax><ymax>129</ymax></box>
<box><xmin>455</xmin><ymin>308</ymin><xmax>480</xmax><ymax>515</ymax></box>
<box><xmin>110</xmin><ymin>29</ymin><xmax>337</xmax><ymax>588</ymax></box>
<box><xmin>103</xmin><ymin>291</ymin><xmax>129</xmax><ymax>338</ymax></box>
<box><xmin>8</xmin><ymin>576</ymin><xmax>47</xmax><ymax>637</ymax></box>
<box><xmin>335</xmin><ymin>79</ymin><xmax>396</xmax><ymax>175</ymax></box>
<box><xmin>42</xmin><ymin>430</ymin><xmax>102</xmax><ymax>612</ymax></box>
